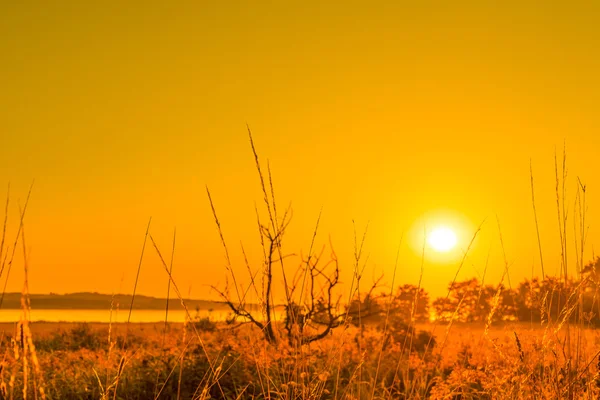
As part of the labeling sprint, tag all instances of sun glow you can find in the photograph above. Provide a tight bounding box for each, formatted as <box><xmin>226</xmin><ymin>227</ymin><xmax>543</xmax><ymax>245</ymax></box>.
<box><xmin>427</xmin><ymin>227</ymin><xmax>458</xmax><ymax>252</ymax></box>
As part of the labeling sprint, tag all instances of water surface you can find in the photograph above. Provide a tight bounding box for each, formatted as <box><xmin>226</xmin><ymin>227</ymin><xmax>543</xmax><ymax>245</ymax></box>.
<box><xmin>0</xmin><ymin>309</ymin><xmax>244</xmax><ymax>323</ymax></box>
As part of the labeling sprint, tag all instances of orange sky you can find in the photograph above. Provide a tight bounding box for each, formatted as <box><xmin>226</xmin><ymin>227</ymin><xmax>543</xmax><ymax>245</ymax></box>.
<box><xmin>1</xmin><ymin>2</ymin><xmax>599</xmax><ymax>300</ymax></box>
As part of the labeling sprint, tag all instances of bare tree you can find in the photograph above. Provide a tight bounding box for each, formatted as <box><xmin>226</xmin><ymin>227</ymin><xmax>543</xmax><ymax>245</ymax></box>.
<box><xmin>207</xmin><ymin>127</ymin><xmax>363</xmax><ymax>345</ymax></box>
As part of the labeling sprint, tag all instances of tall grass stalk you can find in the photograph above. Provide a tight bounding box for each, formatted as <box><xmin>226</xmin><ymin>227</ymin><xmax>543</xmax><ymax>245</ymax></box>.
<box><xmin>0</xmin><ymin>182</ymin><xmax>33</xmax><ymax>310</ymax></box>
<box><xmin>112</xmin><ymin>217</ymin><xmax>151</xmax><ymax>399</ymax></box>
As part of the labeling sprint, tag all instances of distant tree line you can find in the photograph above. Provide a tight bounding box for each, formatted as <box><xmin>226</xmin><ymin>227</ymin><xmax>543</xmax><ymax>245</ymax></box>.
<box><xmin>355</xmin><ymin>257</ymin><xmax>600</xmax><ymax>326</ymax></box>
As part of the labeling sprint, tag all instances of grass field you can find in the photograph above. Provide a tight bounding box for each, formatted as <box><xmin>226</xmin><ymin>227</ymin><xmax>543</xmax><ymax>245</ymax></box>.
<box><xmin>0</xmin><ymin>317</ymin><xmax>599</xmax><ymax>399</ymax></box>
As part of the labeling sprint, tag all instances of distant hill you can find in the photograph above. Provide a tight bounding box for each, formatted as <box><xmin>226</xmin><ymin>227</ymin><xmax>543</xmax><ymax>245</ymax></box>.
<box><xmin>0</xmin><ymin>293</ymin><xmax>255</xmax><ymax>311</ymax></box>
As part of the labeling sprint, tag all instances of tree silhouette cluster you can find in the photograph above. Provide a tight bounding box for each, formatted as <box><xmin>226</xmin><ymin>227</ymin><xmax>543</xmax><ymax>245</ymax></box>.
<box><xmin>430</xmin><ymin>257</ymin><xmax>600</xmax><ymax>325</ymax></box>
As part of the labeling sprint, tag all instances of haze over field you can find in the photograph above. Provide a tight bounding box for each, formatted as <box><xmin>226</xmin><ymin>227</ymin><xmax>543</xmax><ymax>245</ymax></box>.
<box><xmin>1</xmin><ymin>1</ymin><xmax>600</xmax><ymax>301</ymax></box>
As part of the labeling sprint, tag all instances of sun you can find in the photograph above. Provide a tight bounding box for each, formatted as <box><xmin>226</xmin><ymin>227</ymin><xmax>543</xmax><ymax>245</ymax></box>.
<box><xmin>427</xmin><ymin>227</ymin><xmax>458</xmax><ymax>252</ymax></box>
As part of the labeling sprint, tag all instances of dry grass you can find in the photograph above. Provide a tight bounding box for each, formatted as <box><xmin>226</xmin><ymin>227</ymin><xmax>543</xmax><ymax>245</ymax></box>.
<box><xmin>0</xmin><ymin>320</ymin><xmax>598</xmax><ymax>399</ymax></box>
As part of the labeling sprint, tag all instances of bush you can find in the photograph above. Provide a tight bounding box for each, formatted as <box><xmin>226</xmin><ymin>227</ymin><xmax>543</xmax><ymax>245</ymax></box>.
<box><xmin>193</xmin><ymin>316</ymin><xmax>217</xmax><ymax>332</ymax></box>
<box><xmin>35</xmin><ymin>323</ymin><xmax>103</xmax><ymax>351</ymax></box>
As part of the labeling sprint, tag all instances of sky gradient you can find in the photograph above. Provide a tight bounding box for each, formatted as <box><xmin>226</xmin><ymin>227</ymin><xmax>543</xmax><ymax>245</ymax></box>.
<box><xmin>1</xmin><ymin>1</ymin><xmax>600</xmax><ymax>300</ymax></box>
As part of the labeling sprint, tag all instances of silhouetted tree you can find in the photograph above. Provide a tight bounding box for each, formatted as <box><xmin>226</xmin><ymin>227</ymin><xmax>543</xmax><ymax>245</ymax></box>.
<box><xmin>390</xmin><ymin>284</ymin><xmax>430</xmax><ymax>322</ymax></box>
<box><xmin>433</xmin><ymin>279</ymin><xmax>481</xmax><ymax>322</ymax></box>
<box><xmin>209</xmin><ymin>128</ymin><xmax>363</xmax><ymax>346</ymax></box>
<box><xmin>432</xmin><ymin>278</ymin><xmax>519</xmax><ymax>323</ymax></box>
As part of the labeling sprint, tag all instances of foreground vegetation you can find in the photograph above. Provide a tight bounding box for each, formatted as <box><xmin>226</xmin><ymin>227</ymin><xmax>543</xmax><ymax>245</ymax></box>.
<box><xmin>1</xmin><ymin>317</ymin><xmax>600</xmax><ymax>399</ymax></box>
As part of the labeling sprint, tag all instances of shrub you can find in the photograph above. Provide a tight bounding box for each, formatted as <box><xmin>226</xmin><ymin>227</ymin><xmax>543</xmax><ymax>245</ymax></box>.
<box><xmin>194</xmin><ymin>316</ymin><xmax>217</xmax><ymax>332</ymax></box>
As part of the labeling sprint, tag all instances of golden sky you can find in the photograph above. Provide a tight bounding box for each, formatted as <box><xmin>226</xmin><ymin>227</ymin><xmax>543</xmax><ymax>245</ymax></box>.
<box><xmin>1</xmin><ymin>1</ymin><xmax>599</xmax><ymax>300</ymax></box>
